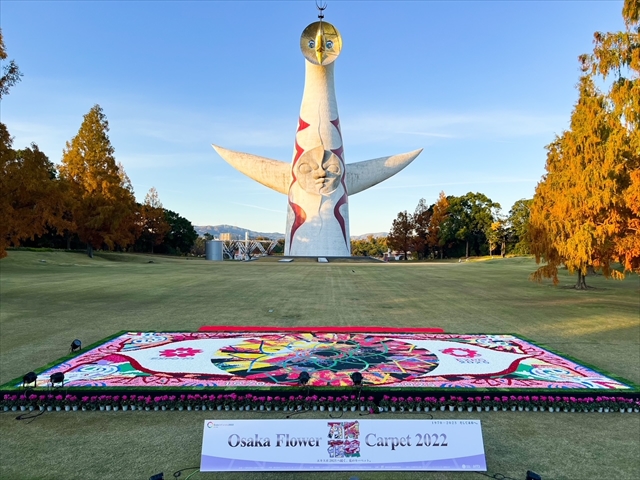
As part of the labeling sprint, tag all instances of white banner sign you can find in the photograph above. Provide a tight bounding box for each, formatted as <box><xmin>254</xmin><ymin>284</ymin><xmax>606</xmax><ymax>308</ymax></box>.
<box><xmin>201</xmin><ymin>419</ymin><xmax>486</xmax><ymax>471</ymax></box>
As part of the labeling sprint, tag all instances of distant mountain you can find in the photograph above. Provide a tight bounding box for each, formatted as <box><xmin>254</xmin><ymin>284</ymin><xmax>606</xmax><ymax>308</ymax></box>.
<box><xmin>195</xmin><ymin>225</ymin><xmax>388</xmax><ymax>241</ymax></box>
<box><xmin>351</xmin><ymin>232</ymin><xmax>388</xmax><ymax>240</ymax></box>
<box><xmin>194</xmin><ymin>225</ymin><xmax>284</xmax><ymax>240</ymax></box>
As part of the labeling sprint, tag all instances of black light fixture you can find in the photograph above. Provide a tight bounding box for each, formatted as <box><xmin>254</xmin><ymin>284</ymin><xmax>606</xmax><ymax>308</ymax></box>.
<box><xmin>149</xmin><ymin>474</ymin><xmax>164</xmax><ymax>480</ymax></box>
<box><xmin>49</xmin><ymin>372</ymin><xmax>65</xmax><ymax>388</ymax></box>
<box><xmin>350</xmin><ymin>372</ymin><xmax>363</xmax><ymax>386</ymax></box>
<box><xmin>70</xmin><ymin>339</ymin><xmax>82</xmax><ymax>353</ymax></box>
<box><xmin>525</xmin><ymin>472</ymin><xmax>541</xmax><ymax>480</ymax></box>
<box><xmin>22</xmin><ymin>371</ymin><xmax>37</xmax><ymax>388</ymax></box>
<box><xmin>298</xmin><ymin>371</ymin><xmax>310</xmax><ymax>386</ymax></box>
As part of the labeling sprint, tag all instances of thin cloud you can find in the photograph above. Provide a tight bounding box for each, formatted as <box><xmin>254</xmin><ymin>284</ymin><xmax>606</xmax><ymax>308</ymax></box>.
<box><xmin>373</xmin><ymin>178</ymin><xmax>538</xmax><ymax>190</ymax></box>
<box><xmin>230</xmin><ymin>202</ymin><xmax>282</xmax><ymax>214</ymax></box>
<box><xmin>342</xmin><ymin>110</ymin><xmax>567</xmax><ymax>145</ymax></box>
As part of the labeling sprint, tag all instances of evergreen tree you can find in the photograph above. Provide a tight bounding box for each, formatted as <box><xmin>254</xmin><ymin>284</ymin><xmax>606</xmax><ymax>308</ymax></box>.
<box><xmin>138</xmin><ymin>187</ymin><xmax>170</xmax><ymax>253</ymax></box>
<box><xmin>161</xmin><ymin>209</ymin><xmax>197</xmax><ymax>255</ymax></box>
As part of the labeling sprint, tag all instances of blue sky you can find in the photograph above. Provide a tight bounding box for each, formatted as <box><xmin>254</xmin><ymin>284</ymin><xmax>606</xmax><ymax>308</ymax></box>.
<box><xmin>1</xmin><ymin>1</ymin><xmax>626</xmax><ymax>235</ymax></box>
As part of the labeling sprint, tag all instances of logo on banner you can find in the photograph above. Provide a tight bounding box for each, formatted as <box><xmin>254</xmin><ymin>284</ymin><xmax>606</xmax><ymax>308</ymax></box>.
<box><xmin>327</xmin><ymin>421</ymin><xmax>360</xmax><ymax>458</ymax></box>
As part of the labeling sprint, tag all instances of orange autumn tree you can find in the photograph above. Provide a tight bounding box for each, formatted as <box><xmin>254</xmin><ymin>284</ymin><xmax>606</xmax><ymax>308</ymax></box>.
<box><xmin>59</xmin><ymin>105</ymin><xmax>138</xmax><ymax>257</ymax></box>
<box><xmin>427</xmin><ymin>191</ymin><xmax>449</xmax><ymax>259</ymax></box>
<box><xmin>0</xmin><ymin>32</ymin><xmax>68</xmax><ymax>258</ymax></box>
<box><xmin>529</xmin><ymin>0</ymin><xmax>639</xmax><ymax>289</ymax></box>
<box><xmin>0</xmin><ymin>126</ymin><xmax>69</xmax><ymax>257</ymax></box>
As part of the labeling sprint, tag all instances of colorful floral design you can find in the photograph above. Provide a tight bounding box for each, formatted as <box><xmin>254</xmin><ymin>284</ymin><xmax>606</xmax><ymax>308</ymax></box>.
<box><xmin>159</xmin><ymin>348</ymin><xmax>202</xmax><ymax>358</ymax></box>
<box><xmin>210</xmin><ymin>333</ymin><xmax>439</xmax><ymax>386</ymax></box>
<box><xmin>441</xmin><ymin>347</ymin><xmax>479</xmax><ymax>358</ymax></box>
<box><xmin>10</xmin><ymin>332</ymin><xmax>632</xmax><ymax>391</ymax></box>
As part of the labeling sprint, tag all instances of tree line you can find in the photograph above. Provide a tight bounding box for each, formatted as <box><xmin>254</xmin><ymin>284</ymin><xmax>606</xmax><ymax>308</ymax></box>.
<box><xmin>382</xmin><ymin>193</ymin><xmax>531</xmax><ymax>261</ymax></box>
<box><xmin>0</xmin><ymin>31</ymin><xmax>197</xmax><ymax>258</ymax></box>
<box><xmin>382</xmin><ymin>1</ymin><xmax>639</xmax><ymax>290</ymax></box>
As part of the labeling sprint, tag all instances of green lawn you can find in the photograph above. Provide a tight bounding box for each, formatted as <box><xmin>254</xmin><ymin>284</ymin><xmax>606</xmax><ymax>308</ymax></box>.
<box><xmin>1</xmin><ymin>251</ymin><xmax>638</xmax><ymax>479</ymax></box>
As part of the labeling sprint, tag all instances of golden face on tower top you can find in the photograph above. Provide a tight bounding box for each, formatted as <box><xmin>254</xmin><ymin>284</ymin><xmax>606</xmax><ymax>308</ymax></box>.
<box><xmin>300</xmin><ymin>21</ymin><xmax>342</xmax><ymax>66</ymax></box>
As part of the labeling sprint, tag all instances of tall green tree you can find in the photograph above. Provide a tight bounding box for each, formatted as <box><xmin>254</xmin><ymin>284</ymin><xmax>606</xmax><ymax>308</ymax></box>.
<box><xmin>59</xmin><ymin>105</ymin><xmax>137</xmax><ymax>257</ymax></box>
<box><xmin>442</xmin><ymin>192</ymin><xmax>500</xmax><ymax>258</ymax></box>
<box><xmin>387</xmin><ymin>210</ymin><xmax>414</xmax><ymax>260</ymax></box>
<box><xmin>508</xmin><ymin>198</ymin><xmax>533</xmax><ymax>254</ymax></box>
<box><xmin>161</xmin><ymin>209</ymin><xmax>198</xmax><ymax>255</ymax></box>
<box><xmin>138</xmin><ymin>187</ymin><xmax>170</xmax><ymax>253</ymax></box>
<box><xmin>530</xmin><ymin>0</ymin><xmax>639</xmax><ymax>288</ymax></box>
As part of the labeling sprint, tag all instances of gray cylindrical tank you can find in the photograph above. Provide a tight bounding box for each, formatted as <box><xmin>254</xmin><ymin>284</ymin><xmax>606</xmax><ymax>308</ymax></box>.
<box><xmin>205</xmin><ymin>240</ymin><xmax>223</xmax><ymax>261</ymax></box>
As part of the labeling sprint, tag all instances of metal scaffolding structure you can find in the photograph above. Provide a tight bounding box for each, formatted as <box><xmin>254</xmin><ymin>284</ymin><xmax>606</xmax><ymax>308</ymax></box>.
<box><xmin>222</xmin><ymin>239</ymin><xmax>281</xmax><ymax>260</ymax></box>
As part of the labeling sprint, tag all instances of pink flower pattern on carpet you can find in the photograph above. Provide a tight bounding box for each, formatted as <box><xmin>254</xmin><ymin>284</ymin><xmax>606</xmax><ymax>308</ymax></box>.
<box><xmin>159</xmin><ymin>347</ymin><xmax>203</xmax><ymax>358</ymax></box>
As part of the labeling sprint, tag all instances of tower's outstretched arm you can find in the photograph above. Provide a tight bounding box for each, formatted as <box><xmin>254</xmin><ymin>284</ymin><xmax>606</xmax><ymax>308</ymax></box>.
<box><xmin>213</xmin><ymin>144</ymin><xmax>422</xmax><ymax>197</ymax></box>
<box><xmin>345</xmin><ymin>149</ymin><xmax>423</xmax><ymax>195</ymax></box>
<box><xmin>212</xmin><ymin>145</ymin><xmax>291</xmax><ymax>195</ymax></box>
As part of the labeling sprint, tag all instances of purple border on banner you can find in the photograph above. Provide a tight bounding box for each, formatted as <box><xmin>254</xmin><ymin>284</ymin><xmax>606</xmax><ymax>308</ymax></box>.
<box><xmin>200</xmin><ymin>453</ymin><xmax>487</xmax><ymax>471</ymax></box>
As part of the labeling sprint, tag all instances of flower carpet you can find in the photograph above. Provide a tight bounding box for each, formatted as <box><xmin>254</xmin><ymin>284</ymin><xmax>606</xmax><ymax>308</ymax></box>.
<box><xmin>2</xmin><ymin>331</ymin><xmax>635</xmax><ymax>394</ymax></box>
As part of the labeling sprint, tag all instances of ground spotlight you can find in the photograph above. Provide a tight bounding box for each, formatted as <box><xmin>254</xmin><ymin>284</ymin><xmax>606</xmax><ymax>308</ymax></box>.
<box><xmin>149</xmin><ymin>473</ymin><xmax>164</xmax><ymax>480</ymax></box>
<box><xmin>526</xmin><ymin>471</ymin><xmax>542</xmax><ymax>480</ymax></box>
<box><xmin>22</xmin><ymin>372</ymin><xmax>37</xmax><ymax>388</ymax></box>
<box><xmin>70</xmin><ymin>339</ymin><xmax>82</xmax><ymax>353</ymax></box>
<box><xmin>299</xmin><ymin>371</ymin><xmax>310</xmax><ymax>386</ymax></box>
<box><xmin>49</xmin><ymin>372</ymin><xmax>65</xmax><ymax>388</ymax></box>
<box><xmin>350</xmin><ymin>372</ymin><xmax>363</xmax><ymax>386</ymax></box>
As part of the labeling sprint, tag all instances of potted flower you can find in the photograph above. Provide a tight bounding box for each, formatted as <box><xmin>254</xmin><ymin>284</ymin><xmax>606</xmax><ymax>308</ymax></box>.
<box><xmin>348</xmin><ymin>395</ymin><xmax>358</xmax><ymax>412</ymax></box>
<box><xmin>539</xmin><ymin>395</ymin><xmax>548</xmax><ymax>412</ymax></box>
<box><xmin>64</xmin><ymin>394</ymin><xmax>75</xmax><ymax>411</ymax></box>
<box><xmin>318</xmin><ymin>396</ymin><xmax>327</xmax><ymax>411</ymax></box>
<box><xmin>366</xmin><ymin>396</ymin><xmax>376</xmax><ymax>412</ymax></box>
<box><xmin>5</xmin><ymin>394</ymin><xmax>18</xmax><ymax>412</ymax></box>
<box><xmin>53</xmin><ymin>394</ymin><xmax>64</xmax><ymax>411</ymax></box>
<box><xmin>25</xmin><ymin>394</ymin><xmax>36</xmax><ymax>411</ymax></box>
<box><xmin>379</xmin><ymin>395</ymin><xmax>390</xmax><ymax>412</ymax></box>
<box><xmin>446</xmin><ymin>395</ymin><xmax>456</xmax><ymax>412</ymax></box>
<box><xmin>327</xmin><ymin>396</ymin><xmax>335</xmax><ymax>412</ymax></box>
<box><xmin>463</xmin><ymin>397</ymin><xmax>474</xmax><ymax>412</ymax></box>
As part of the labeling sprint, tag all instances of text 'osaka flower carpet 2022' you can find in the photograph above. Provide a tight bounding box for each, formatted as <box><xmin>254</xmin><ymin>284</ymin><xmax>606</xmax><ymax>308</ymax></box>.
<box><xmin>3</xmin><ymin>329</ymin><xmax>636</xmax><ymax>397</ymax></box>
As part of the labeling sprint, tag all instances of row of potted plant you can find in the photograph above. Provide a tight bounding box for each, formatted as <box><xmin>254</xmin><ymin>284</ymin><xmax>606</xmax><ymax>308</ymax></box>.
<box><xmin>2</xmin><ymin>392</ymin><xmax>639</xmax><ymax>413</ymax></box>
<box><xmin>379</xmin><ymin>395</ymin><xmax>640</xmax><ymax>413</ymax></box>
<box><xmin>0</xmin><ymin>393</ymin><xmax>378</xmax><ymax>413</ymax></box>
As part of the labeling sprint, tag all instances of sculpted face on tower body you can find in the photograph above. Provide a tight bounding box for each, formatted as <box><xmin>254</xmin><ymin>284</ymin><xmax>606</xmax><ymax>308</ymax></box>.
<box><xmin>211</xmin><ymin>18</ymin><xmax>422</xmax><ymax>257</ymax></box>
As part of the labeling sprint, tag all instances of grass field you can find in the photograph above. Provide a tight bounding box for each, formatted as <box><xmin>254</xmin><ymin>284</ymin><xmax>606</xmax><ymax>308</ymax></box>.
<box><xmin>1</xmin><ymin>251</ymin><xmax>638</xmax><ymax>480</ymax></box>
